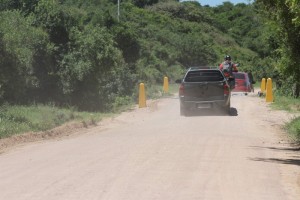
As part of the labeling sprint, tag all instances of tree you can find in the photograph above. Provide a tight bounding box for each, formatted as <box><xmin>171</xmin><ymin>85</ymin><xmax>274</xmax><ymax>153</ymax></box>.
<box><xmin>132</xmin><ymin>0</ymin><xmax>159</xmax><ymax>8</ymax></box>
<box><xmin>59</xmin><ymin>25</ymin><xmax>134</xmax><ymax>110</ymax></box>
<box><xmin>0</xmin><ymin>0</ymin><xmax>268</xmax><ymax>110</ymax></box>
<box><xmin>0</xmin><ymin>10</ymin><xmax>50</xmax><ymax>103</ymax></box>
<box><xmin>257</xmin><ymin>0</ymin><xmax>300</xmax><ymax>97</ymax></box>
<box><xmin>111</xmin><ymin>23</ymin><xmax>140</xmax><ymax>66</ymax></box>
<box><xmin>0</xmin><ymin>0</ymin><xmax>39</xmax><ymax>15</ymax></box>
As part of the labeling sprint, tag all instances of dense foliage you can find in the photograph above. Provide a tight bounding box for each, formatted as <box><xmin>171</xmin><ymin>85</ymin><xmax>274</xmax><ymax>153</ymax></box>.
<box><xmin>256</xmin><ymin>0</ymin><xmax>300</xmax><ymax>97</ymax></box>
<box><xmin>0</xmin><ymin>0</ymin><xmax>297</xmax><ymax>111</ymax></box>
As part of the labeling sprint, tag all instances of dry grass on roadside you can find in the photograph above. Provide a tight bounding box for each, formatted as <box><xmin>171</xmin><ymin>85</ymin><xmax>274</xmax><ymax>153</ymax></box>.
<box><xmin>270</xmin><ymin>95</ymin><xmax>300</xmax><ymax>143</ymax></box>
<box><xmin>271</xmin><ymin>95</ymin><xmax>300</xmax><ymax>112</ymax></box>
<box><xmin>0</xmin><ymin>104</ymin><xmax>108</xmax><ymax>139</ymax></box>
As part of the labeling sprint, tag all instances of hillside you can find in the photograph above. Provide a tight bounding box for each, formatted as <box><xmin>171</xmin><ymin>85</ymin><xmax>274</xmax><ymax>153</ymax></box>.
<box><xmin>0</xmin><ymin>0</ymin><xmax>267</xmax><ymax>111</ymax></box>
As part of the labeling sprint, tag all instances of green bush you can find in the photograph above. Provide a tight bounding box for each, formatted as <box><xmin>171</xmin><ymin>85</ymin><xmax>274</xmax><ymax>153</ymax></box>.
<box><xmin>285</xmin><ymin>117</ymin><xmax>300</xmax><ymax>143</ymax></box>
<box><xmin>112</xmin><ymin>96</ymin><xmax>134</xmax><ymax>112</ymax></box>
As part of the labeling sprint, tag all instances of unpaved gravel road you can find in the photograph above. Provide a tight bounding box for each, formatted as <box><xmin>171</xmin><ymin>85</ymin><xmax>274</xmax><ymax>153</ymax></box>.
<box><xmin>0</xmin><ymin>92</ymin><xmax>299</xmax><ymax>200</ymax></box>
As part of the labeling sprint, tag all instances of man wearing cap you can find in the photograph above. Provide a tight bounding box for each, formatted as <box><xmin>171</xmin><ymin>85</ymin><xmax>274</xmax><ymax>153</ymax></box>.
<box><xmin>219</xmin><ymin>55</ymin><xmax>238</xmax><ymax>88</ymax></box>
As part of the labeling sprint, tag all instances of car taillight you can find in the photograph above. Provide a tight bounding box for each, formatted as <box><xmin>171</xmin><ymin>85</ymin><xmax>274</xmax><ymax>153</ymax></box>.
<box><xmin>179</xmin><ymin>84</ymin><xmax>184</xmax><ymax>96</ymax></box>
<box><xmin>223</xmin><ymin>83</ymin><xmax>229</xmax><ymax>95</ymax></box>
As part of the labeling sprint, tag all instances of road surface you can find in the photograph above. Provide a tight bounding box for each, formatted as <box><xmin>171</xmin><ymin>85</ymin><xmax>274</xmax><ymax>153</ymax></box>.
<box><xmin>0</xmin><ymin>93</ymin><xmax>299</xmax><ymax>200</ymax></box>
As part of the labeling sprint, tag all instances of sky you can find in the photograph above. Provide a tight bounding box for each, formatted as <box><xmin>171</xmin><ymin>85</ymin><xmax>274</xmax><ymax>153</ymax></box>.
<box><xmin>197</xmin><ymin>0</ymin><xmax>250</xmax><ymax>7</ymax></box>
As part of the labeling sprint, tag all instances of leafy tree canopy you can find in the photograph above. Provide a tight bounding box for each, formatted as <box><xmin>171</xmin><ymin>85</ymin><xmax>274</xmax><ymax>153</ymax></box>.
<box><xmin>3</xmin><ymin>0</ymin><xmax>296</xmax><ymax>110</ymax></box>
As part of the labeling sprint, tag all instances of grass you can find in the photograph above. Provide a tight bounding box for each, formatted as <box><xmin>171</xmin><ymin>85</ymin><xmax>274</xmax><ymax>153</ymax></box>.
<box><xmin>285</xmin><ymin>116</ymin><xmax>300</xmax><ymax>143</ymax></box>
<box><xmin>255</xmin><ymin>80</ymin><xmax>300</xmax><ymax>143</ymax></box>
<box><xmin>142</xmin><ymin>83</ymin><xmax>179</xmax><ymax>99</ymax></box>
<box><xmin>0</xmin><ymin>82</ymin><xmax>178</xmax><ymax>140</ymax></box>
<box><xmin>270</xmin><ymin>94</ymin><xmax>300</xmax><ymax>143</ymax></box>
<box><xmin>0</xmin><ymin>104</ymin><xmax>112</xmax><ymax>139</ymax></box>
<box><xmin>167</xmin><ymin>83</ymin><xmax>180</xmax><ymax>95</ymax></box>
<box><xmin>0</xmin><ymin>82</ymin><xmax>176</xmax><ymax>140</ymax></box>
<box><xmin>271</xmin><ymin>95</ymin><xmax>300</xmax><ymax>112</ymax></box>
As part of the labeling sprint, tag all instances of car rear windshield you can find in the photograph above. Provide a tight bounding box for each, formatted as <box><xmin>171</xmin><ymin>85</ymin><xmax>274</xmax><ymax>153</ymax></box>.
<box><xmin>233</xmin><ymin>73</ymin><xmax>245</xmax><ymax>79</ymax></box>
<box><xmin>184</xmin><ymin>71</ymin><xmax>224</xmax><ymax>82</ymax></box>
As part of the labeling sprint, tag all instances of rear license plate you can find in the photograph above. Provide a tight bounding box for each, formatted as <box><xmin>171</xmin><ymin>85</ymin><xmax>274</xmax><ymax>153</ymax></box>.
<box><xmin>197</xmin><ymin>103</ymin><xmax>211</xmax><ymax>108</ymax></box>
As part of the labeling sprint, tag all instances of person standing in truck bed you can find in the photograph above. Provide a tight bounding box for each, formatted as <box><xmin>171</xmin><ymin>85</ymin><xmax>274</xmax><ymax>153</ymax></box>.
<box><xmin>219</xmin><ymin>55</ymin><xmax>238</xmax><ymax>88</ymax></box>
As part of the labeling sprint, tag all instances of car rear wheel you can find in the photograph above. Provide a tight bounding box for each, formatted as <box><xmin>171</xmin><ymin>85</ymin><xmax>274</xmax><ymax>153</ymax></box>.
<box><xmin>225</xmin><ymin>102</ymin><xmax>231</xmax><ymax>115</ymax></box>
<box><xmin>180</xmin><ymin>106</ymin><xmax>186</xmax><ymax>116</ymax></box>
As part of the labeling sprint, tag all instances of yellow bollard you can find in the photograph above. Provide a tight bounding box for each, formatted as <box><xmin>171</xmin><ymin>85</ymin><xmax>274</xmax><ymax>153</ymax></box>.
<box><xmin>261</xmin><ymin>78</ymin><xmax>266</xmax><ymax>93</ymax></box>
<box><xmin>266</xmin><ymin>78</ymin><xmax>274</xmax><ymax>102</ymax></box>
<box><xmin>139</xmin><ymin>83</ymin><xmax>146</xmax><ymax>108</ymax></box>
<box><xmin>163</xmin><ymin>76</ymin><xmax>169</xmax><ymax>93</ymax></box>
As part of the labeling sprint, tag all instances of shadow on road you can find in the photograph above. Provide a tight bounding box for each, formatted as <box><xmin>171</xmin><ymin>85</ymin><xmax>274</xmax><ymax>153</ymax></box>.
<box><xmin>229</xmin><ymin>107</ymin><xmax>238</xmax><ymax>116</ymax></box>
<box><xmin>249</xmin><ymin>157</ymin><xmax>300</xmax><ymax>166</ymax></box>
<box><xmin>248</xmin><ymin>146</ymin><xmax>300</xmax><ymax>167</ymax></box>
<box><xmin>184</xmin><ymin>107</ymin><xmax>238</xmax><ymax>117</ymax></box>
<box><xmin>250</xmin><ymin>146</ymin><xmax>300</xmax><ymax>152</ymax></box>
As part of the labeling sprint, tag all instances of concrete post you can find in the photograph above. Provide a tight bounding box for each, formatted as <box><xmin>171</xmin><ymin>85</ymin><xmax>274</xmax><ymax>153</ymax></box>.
<box><xmin>163</xmin><ymin>76</ymin><xmax>169</xmax><ymax>93</ymax></box>
<box><xmin>139</xmin><ymin>83</ymin><xmax>146</xmax><ymax>108</ymax></box>
<box><xmin>266</xmin><ymin>78</ymin><xmax>274</xmax><ymax>102</ymax></box>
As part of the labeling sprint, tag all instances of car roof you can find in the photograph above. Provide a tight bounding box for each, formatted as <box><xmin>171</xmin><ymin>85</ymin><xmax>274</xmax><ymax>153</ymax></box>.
<box><xmin>187</xmin><ymin>66</ymin><xmax>218</xmax><ymax>70</ymax></box>
<box><xmin>188</xmin><ymin>67</ymin><xmax>220</xmax><ymax>72</ymax></box>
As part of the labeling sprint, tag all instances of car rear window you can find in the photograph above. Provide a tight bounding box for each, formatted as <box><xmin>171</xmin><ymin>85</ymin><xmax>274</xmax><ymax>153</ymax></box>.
<box><xmin>233</xmin><ymin>73</ymin><xmax>245</xmax><ymax>79</ymax></box>
<box><xmin>185</xmin><ymin>71</ymin><xmax>224</xmax><ymax>82</ymax></box>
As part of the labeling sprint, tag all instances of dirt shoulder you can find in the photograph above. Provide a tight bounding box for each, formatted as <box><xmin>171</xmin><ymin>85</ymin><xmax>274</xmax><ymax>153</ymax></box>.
<box><xmin>0</xmin><ymin>99</ymin><xmax>168</xmax><ymax>154</ymax></box>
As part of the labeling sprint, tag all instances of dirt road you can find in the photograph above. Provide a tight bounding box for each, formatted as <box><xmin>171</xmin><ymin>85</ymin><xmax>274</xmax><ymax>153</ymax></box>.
<box><xmin>0</xmin><ymin>93</ymin><xmax>299</xmax><ymax>200</ymax></box>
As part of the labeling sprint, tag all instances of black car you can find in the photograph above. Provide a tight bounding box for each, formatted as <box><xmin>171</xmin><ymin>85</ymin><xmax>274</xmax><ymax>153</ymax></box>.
<box><xmin>176</xmin><ymin>68</ymin><xmax>232</xmax><ymax>115</ymax></box>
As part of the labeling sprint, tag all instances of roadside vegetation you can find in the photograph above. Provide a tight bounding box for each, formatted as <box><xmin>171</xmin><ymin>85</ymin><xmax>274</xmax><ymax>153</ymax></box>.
<box><xmin>256</xmin><ymin>80</ymin><xmax>300</xmax><ymax>143</ymax></box>
<box><xmin>0</xmin><ymin>83</ymin><xmax>176</xmax><ymax>139</ymax></box>
<box><xmin>0</xmin><ymin>104</ymin><xmax>108</xmax><ymax>139</ymax></box>
<box><xmin>271</xmin><ymin>94</ymin><xmax>300</xmax><ymax>143</ymax></box>
<box><xmin>0</xmin><ymin>0</ymin><xmax>299</xmax><ymax>141</ymax></box>
<box><xmin>285</xmin><ymin>117</ymin><xmax>300</xmax><ymax>143</ymax></box>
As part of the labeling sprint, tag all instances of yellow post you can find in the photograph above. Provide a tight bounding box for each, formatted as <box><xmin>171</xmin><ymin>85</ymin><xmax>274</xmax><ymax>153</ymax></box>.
<box><xmin>261</xmin><ymin>78</ymin><xmax>266</xmax><ymax>93</ymax></box>
<box><xmin>266</xmin><ymin>78</ymin><xmax>273</xmax><ymax>102</ymax></box>
<box><xmin>139</xmin><ymin>83</ymin><xmax>146</xmax><ymax>108</ymax></box>
<box><xmin>163</xmin><ymin>76</ymin><xmax>169</xmax><ymax>93</ymax></box>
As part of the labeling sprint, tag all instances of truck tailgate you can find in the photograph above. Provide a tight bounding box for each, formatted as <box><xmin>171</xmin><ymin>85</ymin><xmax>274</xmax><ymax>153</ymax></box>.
<box><xmin>183</xmin><ymin>81</ymin><xmax>225</xmax><ymax>101</ymax></box>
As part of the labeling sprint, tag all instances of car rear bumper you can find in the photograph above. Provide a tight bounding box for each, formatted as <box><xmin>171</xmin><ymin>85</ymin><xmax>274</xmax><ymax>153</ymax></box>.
<box><xmin>180</xmin><ymin>97</ymin><xmax>230</xmax><ymax>110</ymax></box>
